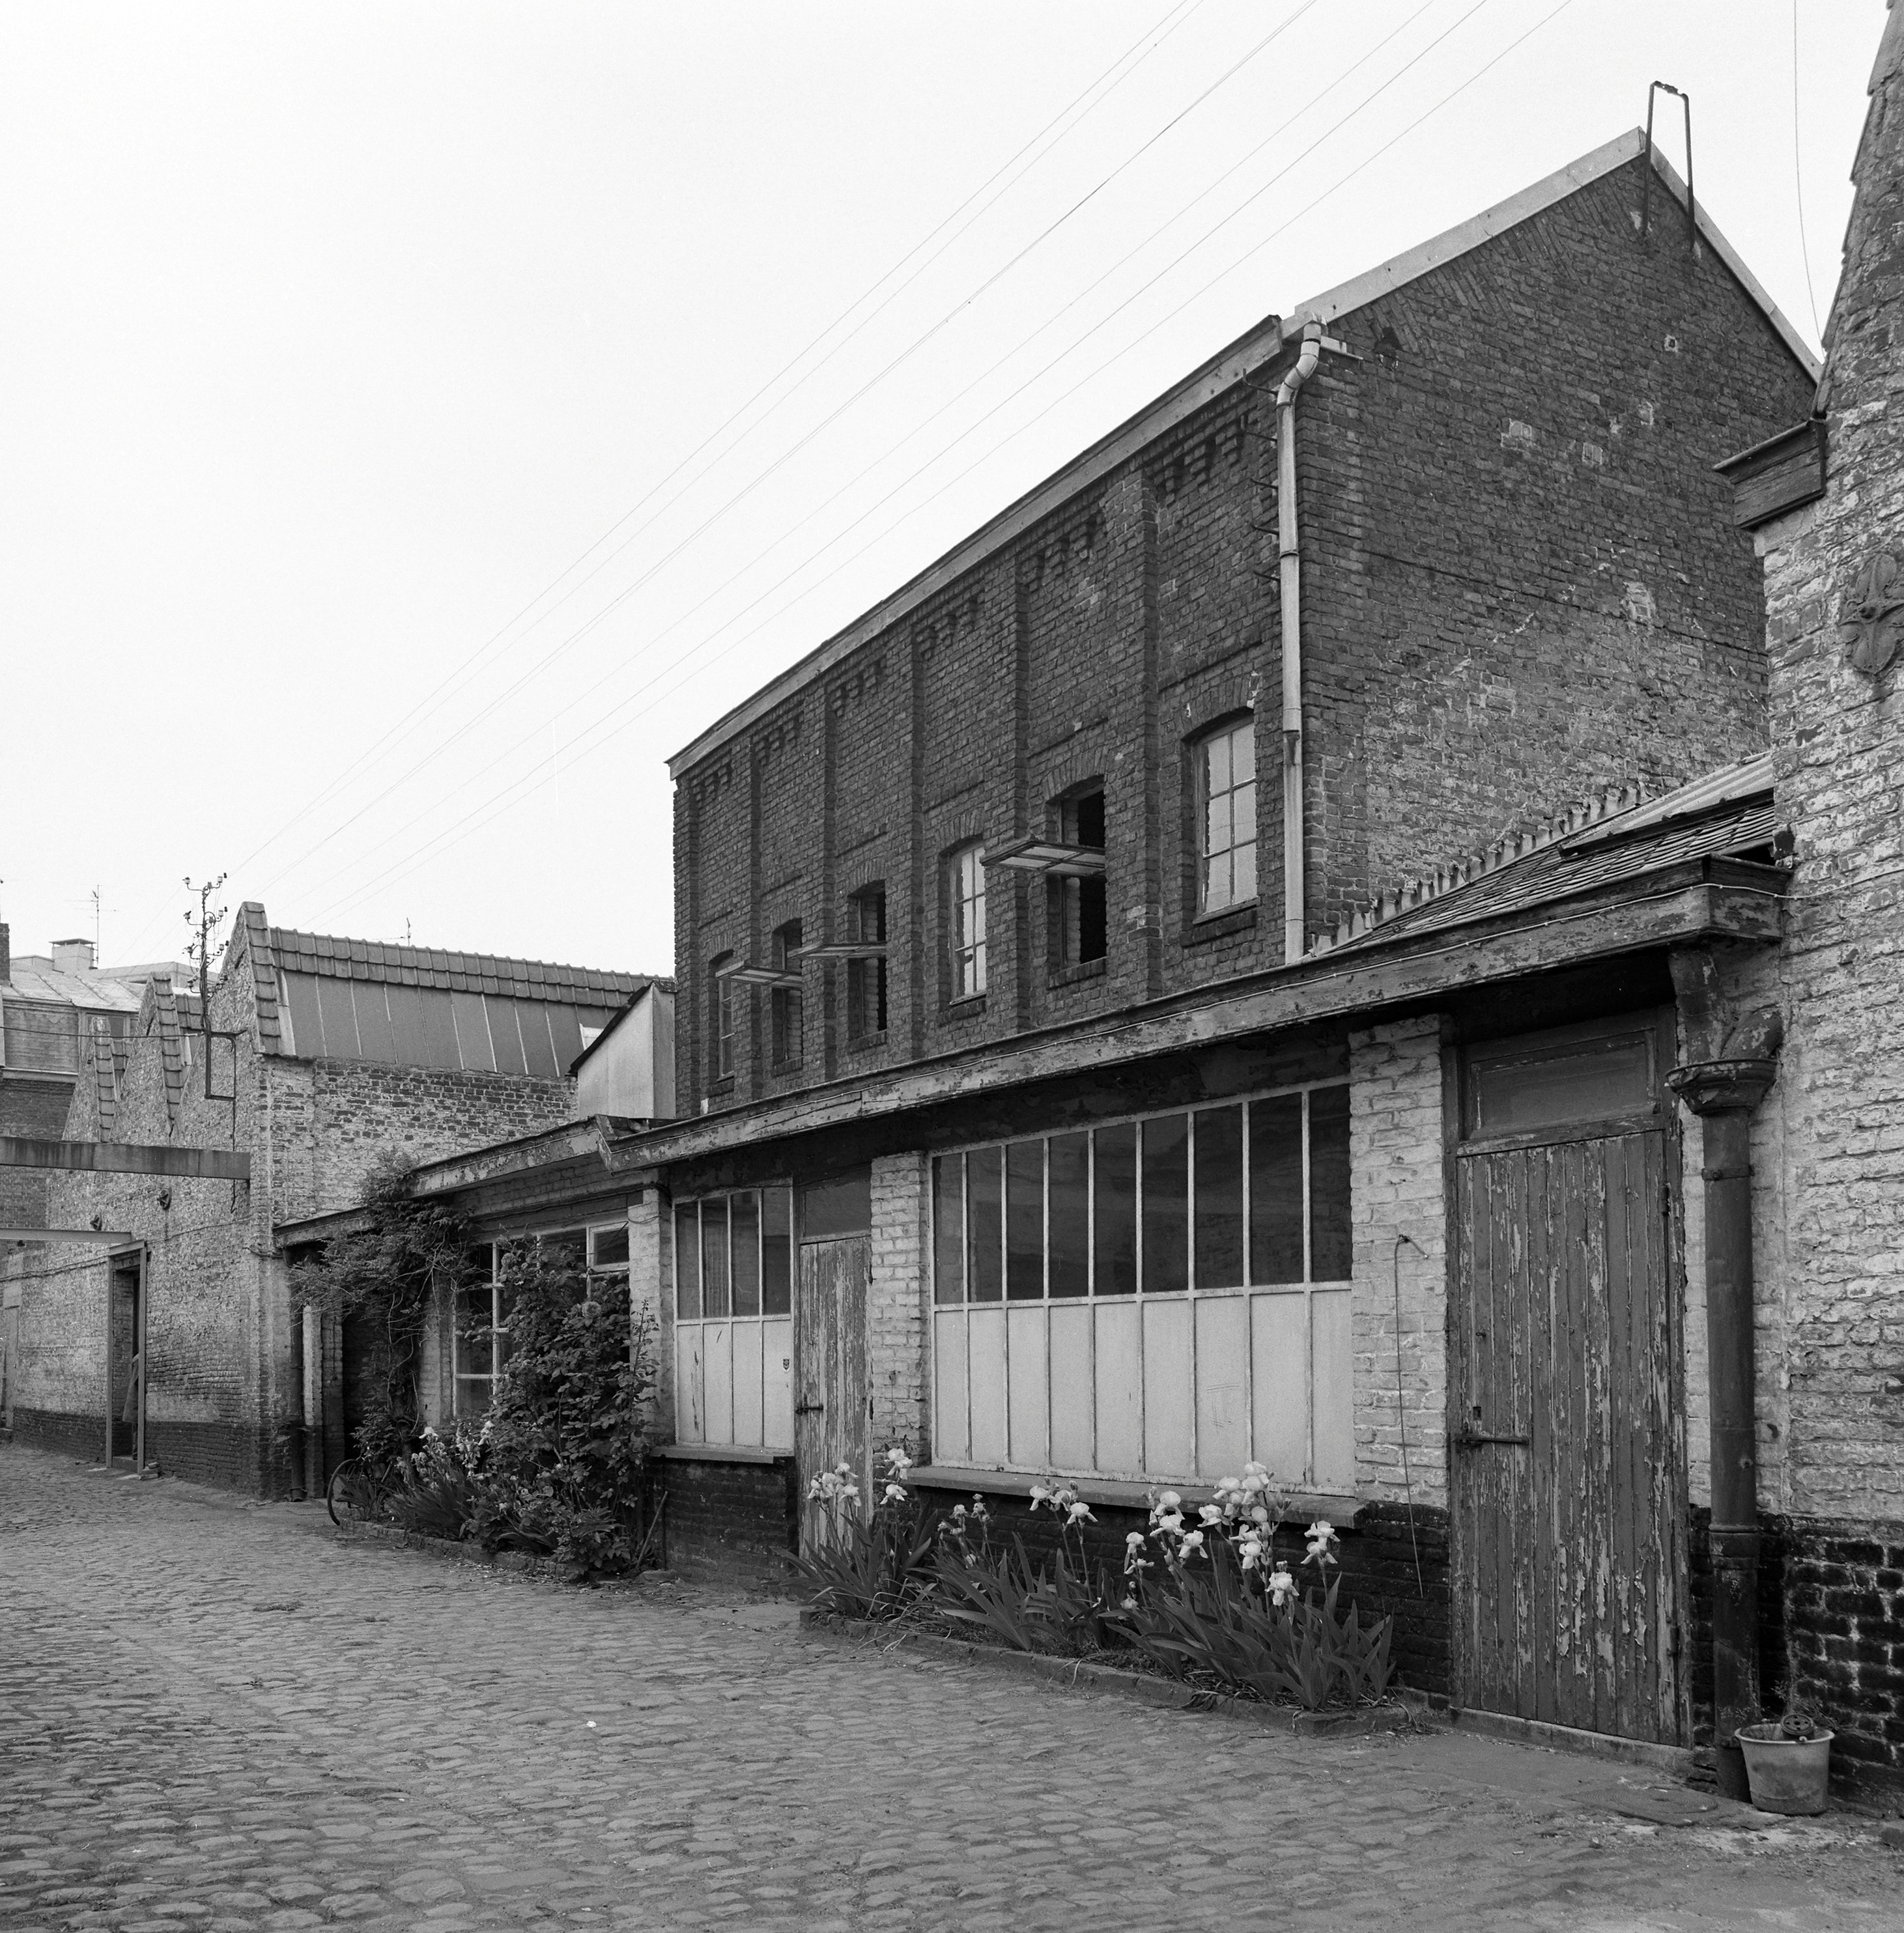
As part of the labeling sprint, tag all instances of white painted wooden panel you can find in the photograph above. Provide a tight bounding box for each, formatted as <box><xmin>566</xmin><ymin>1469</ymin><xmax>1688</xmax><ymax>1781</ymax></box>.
<box><xmin>1143</xmin><ymin>1297</ymin><xmax>1195</xmax><ymax>1477</ymax></box>
<box><xmin>1047</xmin><ymin>1301</ymin><xmax>1094</xmax><ymax>1471</ymax></box>
<box><xmin>1093</xmin><ymin>1299</ymin><xmax>1143</xmax><ymax>1476</ymax></box>
<box><xmin>1006</xmin><ymin>1305</ymin><xmax>1049</xmax><ymax>1469</ymax></box>
<box><xmin>1311</xmin><ymin>1288</ymin><xmax>1356</xmax><ymax>1492</ymax></box>
<box><xmin>1251</xmin><ymin>1291</ymin><xmax>1310</xmax><ymax>1486</ymax></box>
<box><xmin>1194</xmin><ymin>1294</ymin><xmax>1251</xmax><ymax>1478</ymax></box>
<box><xmin>933</xmin><ymin>1310</ymin><xmax>969</xmax><ymax>1465</ymax></box>
<box><xmin>732</xmin><ymin>1321</ymin><xmax>764</xmax><ymax>1448</ymax></box>
<box><xmin>675</xmin><ymin>1328</ymin><xmax>705</xmax><ymax>1444</ymax></box>
<box><xmin>703</xmin><ymin>1321</ymin><xmax>733</xmax><ymax>1445</ymax></box>
<box><xmin>968</xmin><ymin>1306</ymin><xmax>1008</xmax><ymax>1466</ymax></box>
<box><xmin>763</xmin><ymin>1316</ymin><xmax>795</xmax><ymax>1450</ymax></box>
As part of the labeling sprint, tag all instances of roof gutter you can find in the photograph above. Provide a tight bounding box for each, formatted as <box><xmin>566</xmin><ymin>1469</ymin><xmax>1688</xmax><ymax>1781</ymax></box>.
<box><xmin>1277</xmin><ymin>320</ymin><xmax>1324</xmax><ymax>966</ymax></box>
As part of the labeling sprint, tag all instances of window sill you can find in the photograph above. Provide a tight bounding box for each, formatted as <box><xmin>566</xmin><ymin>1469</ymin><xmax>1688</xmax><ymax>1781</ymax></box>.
<box><xmin>845</xmin><ymin>1030</ymin><xmax>888</xmax><ymax>1054</ymax></box>
<box><xmin>909</xmin><ymin>1465</ymin><xmax>1361</xmax><ymax>1525</ymax></box>
<box><xmin>1183</xmin><ymin>903</ymin><xmax>1258</xmax><ymax>946</ymax></box>
<box><xmin>769</xmin><ymin>1061</ymin><xmax>804</xmax><ymax>1079</ymax></box>
<box><xmin>705</xmin><ymin>1078</ymin><xmax>735</xmax><ymax>1098</ymax></box>
<box><xmin>1048</xmin><ymin>957</ymin><xmax>1108</xmax><ymax>989</ymax></box>
<box><xmin>656</xmin><ymin>1442</ymin><xmax>793</xmax><ymax>1466</ymax></box>
<box><xmin>943</xmin><ymin>995</ymin><xmax>986</xmax><ymax>1021</ymax></box>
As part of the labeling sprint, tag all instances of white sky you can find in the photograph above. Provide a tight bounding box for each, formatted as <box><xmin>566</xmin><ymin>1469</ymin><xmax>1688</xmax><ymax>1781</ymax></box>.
<box><xmin>1</xmin><ymin>1</ymin><xmax>1877</xmax><ymax>981</ymax></box>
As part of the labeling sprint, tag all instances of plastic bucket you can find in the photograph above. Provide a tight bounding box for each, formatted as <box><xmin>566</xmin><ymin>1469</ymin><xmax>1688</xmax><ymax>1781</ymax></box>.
<box><xmin>1736</xmin><ymin>1723</ymin><xmax>1833</xmax><ymax>1815</ymax></box>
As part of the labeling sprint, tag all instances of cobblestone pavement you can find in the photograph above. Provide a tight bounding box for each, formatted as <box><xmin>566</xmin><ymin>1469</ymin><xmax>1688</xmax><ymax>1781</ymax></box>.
<box><xmin>3</xmin><ymin>1445</ymin><xmax>1900</xmax><ymax>1933</ymax></box>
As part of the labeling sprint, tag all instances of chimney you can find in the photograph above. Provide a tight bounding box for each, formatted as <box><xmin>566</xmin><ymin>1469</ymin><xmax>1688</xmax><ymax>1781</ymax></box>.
<box><xmin>52</xmin><ymin>938</ymin><xmax>96</xmax><ymax>978</ymax></box>
<box><xmin>0</xmin><ymin>922</ymin><xmax>8</xmax><ymax>983</ymax></box>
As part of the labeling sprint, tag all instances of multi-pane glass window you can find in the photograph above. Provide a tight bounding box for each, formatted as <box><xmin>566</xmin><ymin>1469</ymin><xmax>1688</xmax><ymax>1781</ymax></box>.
<box><xmin>453</xmin><ymin>1223</ymin><xmax>631</xmax><ymax>1418</ymax></box>
<box><xmin>1197</xmin><ymin>720</ymin><xmax>1258</xmax><ymax>914</ymax></box>
<box><xmin>948</xmin><ymin>843</ymin><xmax>987</xmax><ymax>1000</ymax></box>
<box><xmin>1057</xmin><ymin>787</ymin><xmax>1107</xmax><ymax>966</ymax></box>
<box><xmin>710</xmin><ymin>954</ymin><xmax>735</xmax><ymax>1081</ymax></box>
<box><xmin>931</xmin><ymin>1084</ymin><xmax>1352</xmax><ymax>1486</ymax></box>
<box><xmin>847</xmin><ymin>887</ymin><xmax>887</xmax><ymax>1040</ymax></box>
<box><xmin>771</xmin><ymin>921</ymin><xmax>804</xmax><ymax>1069</ymax></box>
<box><xmin>672</xmin><ymin>1187</ymin><xmax>795</xmax><ymax>1450</ymax></box>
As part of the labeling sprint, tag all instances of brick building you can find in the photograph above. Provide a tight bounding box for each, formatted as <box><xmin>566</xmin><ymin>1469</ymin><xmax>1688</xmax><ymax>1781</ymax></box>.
<box><xmin>335</xmin><ymin>132</ymin><xmax>1840</xmax><ymax>1732</ymax></box>
<box><xmin>3</xmin><ymin>903</ymin><xmax>660</xmax><ymax>1493</ymax></box>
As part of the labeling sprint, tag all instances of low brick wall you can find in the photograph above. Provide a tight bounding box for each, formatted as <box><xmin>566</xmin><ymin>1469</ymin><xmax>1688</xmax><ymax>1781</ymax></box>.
<box><xmin>10</xmin><ymin>1407</ymin><xmax>102</xmax><ymax>1461</ymax></box>
<box><xmin>659</xmin><ymin>1453</ymin><xmax>798</xmax><ymax>1583</ymax></box>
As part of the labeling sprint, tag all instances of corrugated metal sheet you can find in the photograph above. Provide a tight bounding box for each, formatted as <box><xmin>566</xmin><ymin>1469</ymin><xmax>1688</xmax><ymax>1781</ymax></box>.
<box><xmin>277</xmin><ymin>972</ymin><xmax>619</xmax><ymax>1076</ymax></box>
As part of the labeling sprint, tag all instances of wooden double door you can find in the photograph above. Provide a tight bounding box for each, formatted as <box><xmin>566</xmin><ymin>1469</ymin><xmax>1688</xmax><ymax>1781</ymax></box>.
<box><xmin>1451</xmin><ymin>1014</ymin><xmax>1688</xmax><ymax>1745</ymax></box>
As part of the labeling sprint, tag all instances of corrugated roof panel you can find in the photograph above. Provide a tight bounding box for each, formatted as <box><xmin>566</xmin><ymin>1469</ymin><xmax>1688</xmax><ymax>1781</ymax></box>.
<box><xmin>315</xmin><ymin>976</ymin><xmax>361</xmax><ymax>1059</ymax></box>
<box><xmin>386</xmin><ymin>983</ymin><xmax>461</xmax><ymax>1070</ymax></box>
<box><xmin>352</xmin><ymin>982</ymin><xmax>398</xmax><ymax>1064</ymax></box>
<box><xmin>519</xmin><ymin>1004</ymin><xmax>561</xmax><ymax>1082</ymax></box>
<box><xmin>449</xmin><ymin>991</ymin><xmax>494</xmax><ymax>1072</ymax></box>
<box><xmin>488</xmin><ymin>998</ymin><xmax>530</xmax><ymax>1077</ymax></box>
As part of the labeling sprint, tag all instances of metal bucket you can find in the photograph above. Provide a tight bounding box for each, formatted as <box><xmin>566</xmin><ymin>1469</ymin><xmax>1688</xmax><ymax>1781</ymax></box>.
<box><xmin>1737</xmin><ymin>1723</ymin><xmax>1833</xmax><ymax>1815</ymax></box>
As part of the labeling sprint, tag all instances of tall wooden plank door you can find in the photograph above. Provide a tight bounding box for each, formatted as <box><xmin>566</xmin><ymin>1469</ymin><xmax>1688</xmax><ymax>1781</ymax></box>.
<box><xmin>795</xmin><ymin>1235</ymin><xmax>870</xmax><ymax>1555</ymax></box>
<box><xmin>1452</xmin><ymin>1017</ymin><xmax>1686</xmax><ymax>1745</ymax></box>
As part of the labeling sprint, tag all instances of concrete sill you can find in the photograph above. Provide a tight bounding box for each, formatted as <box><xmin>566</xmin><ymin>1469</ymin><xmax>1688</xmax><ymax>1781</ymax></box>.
<box><xmin>908</xmin><ymin>1465</ymin><xmax>1362</xmax><ymax>1526</ymax></box>
<box><xmin>942</xmin><ymin>995</ymin><xmax>986</xmax><ymax>1021</ymax></box>
<box><xmin>655</xmin><ymin>1443</ymin><xmax>792</xmax><ymax>1467</ymax></box>
<box><xmin>1047</xmin><ymin>957</ymin><xmax>1108</xmax><ymax>989</ymax></box>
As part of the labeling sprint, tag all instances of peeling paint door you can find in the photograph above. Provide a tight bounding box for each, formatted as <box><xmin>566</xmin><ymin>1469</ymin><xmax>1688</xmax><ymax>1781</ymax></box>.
<box><xmin>794</xmin><ymin>1235</ymin><xmax>869</xmax><ymax>1555</ymax></box>
<box><xmin>1452</xmin><ymin>1015</ymin><xmax>1686</xmax><ymax>1745</ymax></box>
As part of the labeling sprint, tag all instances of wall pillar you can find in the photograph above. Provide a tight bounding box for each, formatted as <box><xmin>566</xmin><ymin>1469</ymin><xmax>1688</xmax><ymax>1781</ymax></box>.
<box><xmin>628</xmin><ymin>1183</ymin><xmax>674</xmax><ymax>1445</ymax></box>
<box><xmin>868</xmin><ymin>1153</ymin><xmax>930</xmax><ymax>1463</ymax></box>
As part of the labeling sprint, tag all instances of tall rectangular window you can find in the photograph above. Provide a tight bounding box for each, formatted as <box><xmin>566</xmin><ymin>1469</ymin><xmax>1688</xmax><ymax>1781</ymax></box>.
<box><xmin>1058</xmin><ymin>787</ymin><xmax>1107</xmax><ymax>965</ymax></box>
<box><xmin>770</xmin><ymin>921</ymin><xmax>803</xmax><ymax>1069</ymax></box>
<box><xmin>1197</xmin><ymin>720</ymin><xmax>1258</xmax><ymax>914</ymax></box>
<box><xmin>847</xmin><ymin>887</ymin><xmax>888</xmax><ymax>1040</ymax></box>
<box><xmin>948</xmin><ymin>844</ymin><xmax>988</xmax><ymax>1000</ymax></box>
<box><xmin>710</xmin><ymin>955</ymin><xmax>735</xmax><ymax>1082</ymax></box>
<box><xmin>673</xmin><ymin>1188</ymin><xmax>795</xmax><ymax>1451</ymax></box>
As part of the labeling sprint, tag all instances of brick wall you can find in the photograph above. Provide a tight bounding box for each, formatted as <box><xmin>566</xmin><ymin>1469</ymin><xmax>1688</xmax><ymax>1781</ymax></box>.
<box><xmin>867</xmin><ymin>1153</ymin><xmax>930</xmax><ymax>1460</ymax></box>
<box><xmin>661</xmin><ymin>1454</ymin><xmax>797</xmax><ymax>1581</ymax></box>
<box><xmin>0</xmin><ymin>1075</ymin><xmax>76</xmax><ymax>1227</ymax></box>
<box><xmin>1350</xmin><ymin>1017</ymin><xmax>1450</xmax><ymax>1511</ymax></box>
<box><xmin>1742</xmin><ymin>19</ymin><xmax>1904</xmax><ymax>1792</ymax></box>
<box><xmin>673</xmin><ymin>152</ymin><xmax>1812</xmax><ymax>1112</ymax></box>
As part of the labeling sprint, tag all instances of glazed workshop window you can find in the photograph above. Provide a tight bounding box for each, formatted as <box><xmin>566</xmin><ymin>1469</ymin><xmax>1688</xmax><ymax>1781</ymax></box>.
<box><xmin>672</xmin><ymin>1187</ymin><xmax>795</xmax><ymax>1450</ymax></box>
<box><xmin>770</xmin><ymin>920</ymin><xmax>804</xmax><ymax>1070</ymax></box>
<box><xmin>1053</xmin><ymin>785</ymin><xmax>1107</xmax><ymax>966</ymax></box>
<box><xmin>946</xmin><ymin>843</ymin><xmax>988</xmax><ymax>1001</ymax></box>
<box><xmin>1196</xmin><ymin>718</ymin><xmax>1258</xmax><ymax>915</ymax></box>
<box><xmin>450</xmin><ymin>1226</ymin><xmax>621</xmax><ymax>1418</ymax></box>
<box><xmin>845</xmin><ymin>886</ymin><xmax>888</xmax><ymax>1041</ymax></box>
<box><xmin>929</xmin><ymin>1084</ymin><xmax>1354</xmax><ymax>1488</ymax></box>
<box><xmin>709</xmin><ymin>953</ymin><xmax>735</xmax><ymax>1083</ymax></box>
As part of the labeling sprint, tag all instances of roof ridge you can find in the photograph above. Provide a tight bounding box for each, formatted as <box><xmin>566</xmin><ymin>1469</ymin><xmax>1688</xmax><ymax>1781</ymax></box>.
<box><xmin>1307</xmin><ymin>782</ymin><xmax>1647</xmax><ymax>957</ymax></box>
<box><xmin>266</xmin><ymin>922</ymin><xmax>655</xmax><ymax>989</ymax></box>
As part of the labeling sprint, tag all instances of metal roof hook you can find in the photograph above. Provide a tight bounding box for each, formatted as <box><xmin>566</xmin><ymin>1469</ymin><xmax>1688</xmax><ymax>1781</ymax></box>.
<box><xmin>1640</xmin><ymin>81</ymin><xmax>1696</xmax><ymax>255</ymax></box>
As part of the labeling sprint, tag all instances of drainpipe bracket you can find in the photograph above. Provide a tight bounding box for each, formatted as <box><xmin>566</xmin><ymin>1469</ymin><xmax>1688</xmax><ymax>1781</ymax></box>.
<box><xmin>1665</xmin><ymin>1057</ymin><xmax>1778</xmax><ymax>1116</ymax></box>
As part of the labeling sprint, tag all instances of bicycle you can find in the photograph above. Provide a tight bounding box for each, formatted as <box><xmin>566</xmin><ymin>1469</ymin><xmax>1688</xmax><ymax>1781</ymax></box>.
<box><xmin>324</xmin><ymin>1454</ymin><xmax>395</xmax><ymax>1527</ymax></box>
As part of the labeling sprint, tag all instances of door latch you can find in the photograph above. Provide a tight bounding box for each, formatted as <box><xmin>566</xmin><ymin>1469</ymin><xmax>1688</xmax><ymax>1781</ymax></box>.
<box><xmin>793</xmin><ymin>1402</ymin><xmax>825</xmax><ymax>1417</ymax></box>
<box><xmin>1451</xmin><ymin>1412</ymin><xmax>1529</xmax><ymax>1450</ymax></box>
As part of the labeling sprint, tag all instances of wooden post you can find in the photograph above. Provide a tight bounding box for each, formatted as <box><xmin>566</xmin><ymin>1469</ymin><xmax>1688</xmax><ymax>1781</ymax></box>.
<box><xmin>134</xmin><ymin>1244</ymin><xmax>149</xmax><ymax>1474</ymax></box>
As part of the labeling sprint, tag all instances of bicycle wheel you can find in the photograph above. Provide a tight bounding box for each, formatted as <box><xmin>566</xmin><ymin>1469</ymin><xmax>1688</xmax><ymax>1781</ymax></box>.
<box><xmin>326</xmin><ymin>1458</ymin><xmax>381</xmax><ymax>1527</ymax></box>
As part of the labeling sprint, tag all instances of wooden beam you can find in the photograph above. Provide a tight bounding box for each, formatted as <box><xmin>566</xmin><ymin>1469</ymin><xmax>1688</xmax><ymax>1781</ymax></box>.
<box><xmin>0</xmin><ymin>1226</ymin><xmax>139</xmax><ymax>1245</ymax></box>
<box><xmin>0</xmin><ymin>1138</ymin><xmax>251</xmax><ymax>1181</ymax></box>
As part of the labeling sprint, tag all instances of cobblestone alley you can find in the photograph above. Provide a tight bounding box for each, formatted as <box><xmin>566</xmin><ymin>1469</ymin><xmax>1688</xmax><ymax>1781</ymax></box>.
<box><xmin>2</xmin><ymin>1445</ymin><xmax>1899</xmax><ymax>1932</ymax></box>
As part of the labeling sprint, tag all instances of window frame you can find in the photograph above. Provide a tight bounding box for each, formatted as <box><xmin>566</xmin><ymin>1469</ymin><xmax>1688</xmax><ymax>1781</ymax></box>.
<box><xmin>1194</xmin><ymin>717</ymin><xmax>1258</xmax><ymax>918</ymax></box>
<box><xmin>845</xmin><ymin>886</ymin><xmax>888</xmax><ymax>1042</ymax></box>
<box><xmin>1051</xmin><ymin>782</ymin><xmax>1107</xmax><ymax>969</ymax></box>
<box><xmin>946</xmin><ymin>841</ymin><xmax>988</xmax><ymax>1002</ymax></box>
<box><xmin>928</xmin><ymin>1079</ymin><xmax>1353</xmax><ymax>1486</ymax></box>
<box><xmin>709</xmin><ymin>952</ymin><xmax>736</xmax><ymax>1084</ymax></box>
<box><xmin>670</xmin><ymin>1186</ymin><xmax>796</xmax><ymax>1451</ymax></box>
<box><xmin>769</xmin><ymin>920</ymin><xmax>804</xmax><ymax>1071</ymax></box>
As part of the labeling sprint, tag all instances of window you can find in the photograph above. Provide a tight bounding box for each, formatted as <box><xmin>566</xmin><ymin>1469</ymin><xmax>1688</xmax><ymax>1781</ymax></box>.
<box><xmin>947</xmin><ymin>843</ymin><xmax>987</xmax><ymax>1000</ymax></box>
<box><xmin>673</xmin><ymin>1187</ymin><xmax>795</xmax><ymax>1448</ymax></box>
<box><xmin>1197</xmin><ymin>720</ymin><xmax>1258</xmax><ymax>915</ymax></box>
<box><xmin>930</xmin><ymin>1082</ymin><xmax>1352</xmax><ymax>1486</ymax></box>
<box><xmin>846</xmin><ymin>886</ymin><xmax>887</xmax><ymax>1040</ymax></box>
<box><xmin>1055</xmin><ymin>786</ymin><xmax>1107</xmax><ymax>965</ymax></box>
<box><xmin>453</xmin><ymin>1222</ymin><xmax>630</xmax><ymax>1417</ymax></box>
<box><xmin>709</xmin><ymin>953</ymin><xmax>735</xmax><ymax>1082</ymax></box>
<box><xmin>771</xmin><ymin>921</ymin><xmax>804</xmax><ymax>1069</ymax></box>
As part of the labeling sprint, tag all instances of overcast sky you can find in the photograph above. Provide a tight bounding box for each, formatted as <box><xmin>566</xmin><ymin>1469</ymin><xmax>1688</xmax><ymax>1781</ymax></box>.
<box><xmin>1</xmin><ymin>1</ymin><xmax>1878</xmax><ymax>982</ymax></box>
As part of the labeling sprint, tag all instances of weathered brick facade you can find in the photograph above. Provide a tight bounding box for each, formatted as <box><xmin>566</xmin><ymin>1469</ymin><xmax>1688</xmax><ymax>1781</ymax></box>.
<box><xmin>5</xmin><ymin>905</ymin><xmax>642</xmax><ymax>1494</ymax></box>
<box><xmin>672</xmin><ymin>139</ymin><xmax>1812</xmax><ymax>1116</ymax></box>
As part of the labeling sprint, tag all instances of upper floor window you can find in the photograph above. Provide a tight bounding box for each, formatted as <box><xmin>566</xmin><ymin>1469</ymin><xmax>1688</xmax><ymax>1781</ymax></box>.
<box><xmin>1197</xmin><ymin>720</ymin><xmax>1257</xmax><ymax>915</ymax></box>
<box><xmin>710</xmin><ymin>953</ymin><xmax>735</xmax><ymax>1082</ymax></box>
<box><xmin>847</xmin><ymin>886</ymin><xmax>888</xmax><ymax>1040</ymax></box>
<box><xmin>1055</xmin><ymin>785</ymin><xmax>1107</xmax><ymax>966</ymax></box>
<box><xmin>947</xmin><ymin>843</ymin><xmax>987</xmax><ymax>1001</ymax></box>
<box><xmin>770</xmin><ymin>921</ymin><xmax>804</xmax><ymax>1069</ymax></box>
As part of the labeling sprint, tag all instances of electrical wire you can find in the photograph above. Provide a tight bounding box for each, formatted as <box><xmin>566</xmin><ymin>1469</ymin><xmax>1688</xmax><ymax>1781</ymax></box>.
<box><xmin>1791</xmin><ymin>0</ymin><xmax>1825</xmax><ymax>346</ymax></box>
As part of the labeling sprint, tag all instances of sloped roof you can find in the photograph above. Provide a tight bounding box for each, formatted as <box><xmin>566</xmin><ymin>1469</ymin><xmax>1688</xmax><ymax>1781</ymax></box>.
<box><xmin>670</xmin><ymin>128</ymin><xmax>1817</xmax><ymax>776</ymax></box>
<box><xmin>1324</xmin><ymin>761</ymin><xmax>1780</xmax><ymax>957</ymax></box>
<box><xmin>267</xmin><ymin>925</ymin><xmax>651</xmax><ymax>1006</ymax></box>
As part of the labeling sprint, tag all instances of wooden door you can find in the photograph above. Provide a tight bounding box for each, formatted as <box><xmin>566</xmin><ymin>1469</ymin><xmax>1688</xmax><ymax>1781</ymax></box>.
<box><xmin>1452</xmin><ymin>1019</ymin><xmax>1686</xmax><ymax>1745</ymax></box>
<box><xmin>795</xmin><ymin>1235</ymin><xmax>870</xmax><ymax>1553</ymax></box>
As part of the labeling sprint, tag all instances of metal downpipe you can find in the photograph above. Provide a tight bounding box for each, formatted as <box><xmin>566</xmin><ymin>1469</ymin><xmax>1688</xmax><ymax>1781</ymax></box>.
<box><xmin>1276</xmin><ymin>321</ymin><xmax>1323</xmax><ymax>966</ymax></box>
